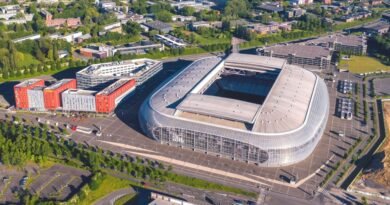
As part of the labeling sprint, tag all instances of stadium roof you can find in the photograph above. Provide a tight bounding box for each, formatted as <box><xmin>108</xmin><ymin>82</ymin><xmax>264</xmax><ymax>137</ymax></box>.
<box><xmin>148</xmin><ymin>54</ymin><xmax>318</xmax><ymax>134</ymax></box>
<box><xmin>253</xmin><ymin>63</ymin><xmax>316</xmax><ymax>133</ymax></box>
<box><xmin>177</xmin><ymin>94</ymin><xmax>260</xmax><ymax>123</ymax></box>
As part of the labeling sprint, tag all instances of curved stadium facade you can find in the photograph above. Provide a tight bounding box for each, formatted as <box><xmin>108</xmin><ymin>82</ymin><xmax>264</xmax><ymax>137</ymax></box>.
<box><xmin>139</xmin><ymin>53</ymin><xmax>329</xmax><ymax>167</ymax></box>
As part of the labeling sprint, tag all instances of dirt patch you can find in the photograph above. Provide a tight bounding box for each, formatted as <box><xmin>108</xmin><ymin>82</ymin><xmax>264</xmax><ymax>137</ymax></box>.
<box><xmin>365</xmin><ymin>101</ymin><xmax>390</xmax><ymax>187</ymax></box>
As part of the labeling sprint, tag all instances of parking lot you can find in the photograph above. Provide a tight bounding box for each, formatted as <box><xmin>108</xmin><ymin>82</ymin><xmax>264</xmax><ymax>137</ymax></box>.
<box><xmin>373</xmin><ymin>77</ymin><xmax>390</xmax><ymax>96</ymax></box>
<box><xmin>0</xmin><ymin>165</ymin><xmax>35</xmax><ymax>204</ymax></box>
<box><xmin>0</xmin><ymin>164</ymin><xmax>90</xmax><ymax>204</ymax></box>
<box><xmin>29</xmin><ymin>165</ymin><xmax>90</xmax><ymax>201</ymax></box>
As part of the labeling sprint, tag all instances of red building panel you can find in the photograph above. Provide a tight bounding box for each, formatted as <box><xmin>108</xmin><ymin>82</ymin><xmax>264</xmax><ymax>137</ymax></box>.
<box><xmin>80</xmin><ymin>48</ymin><xmax>94</xmax><ymax>58</ymax></box>
<box><xmin>96</xmin><ymin>79</ymin><xmax>136</xmax><ymax>113</ymax></box>
<box><xmin>44</xmin><ymin>79</ymin><xmax>77</xmax><ymax>110</ymax></box>
<box><xmin>14</xmin><ymin>79</ymin><xmax>44</xmax><ymax>109</ymax></box>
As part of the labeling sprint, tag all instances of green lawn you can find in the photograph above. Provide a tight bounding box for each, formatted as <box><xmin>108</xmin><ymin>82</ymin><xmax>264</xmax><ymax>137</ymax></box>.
<box><xmin>195</xmin><ymin>34</ymin><xmax>230</xmax><ymax>45</ymax></box>
<box><xmin>182</xmin><ymin>31</ymin><xmax>230</xmax><ymax>45</ymax></box>
<box><xmin>15</xmin><ymin>52</ymin><xmax>41</xmax><ymax>68</ymax></box>
<box><xmin>167</xmin><ymin>173</ymin><xmax>257</xmax><ymax>198</ymax></box>
<box><xmin>79</xmin><ymin>175</ymin><xmax>133</xmax><ymax>205</ymax></box>
<box><xmin>340</xmin><ymin>56</ymin><xmax>390</xmax><ymax>73</ymax></box>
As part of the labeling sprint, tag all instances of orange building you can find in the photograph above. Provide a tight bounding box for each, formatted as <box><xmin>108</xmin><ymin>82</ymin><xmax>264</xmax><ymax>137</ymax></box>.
<box><xmin>95</xmin><ymin>79</ymin><xmax>136</xmax><ymax>113</ymax></box>
<box><xmin>323</xmin><ymin>0</ymin><xmax>332</xmax><ymax>4</ymax></box>
<box><xmin>44</xmin><ymin>79</ymin><xmax>77</xmax><ymax>110</ymax></box>
<box><xmin>14</xmin><ymin>79</ymin><xmax>45</xmax><ymax>109</ymax></box>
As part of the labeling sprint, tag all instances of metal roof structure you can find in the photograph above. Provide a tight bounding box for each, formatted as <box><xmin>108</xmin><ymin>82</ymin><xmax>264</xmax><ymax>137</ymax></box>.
<box><xmin>147</xmin><ymin>53</ymin><xmax>317</xmax><ymax>133</ymax></box>
<box><xmin>78</xmin><ymin>58</ymin><xmax>160</xmax><ymax>77</ymax></box>
<box><xmin>15</xmin><ymin>79</ymin><xmax>42</xmax><ymax>88</ymax></box>
<box><xmin>140</xmin><ymin>53</ymin><xmax>329</xmax><ymax>167</ymax></box>
<box><xmin>253</xmin><ymin>63</ymin><xmax>316</xmax><ymax>133</ymax></box>
<box><xmin>97</xmin><ymin>78</ymin><xmax>134</xmax><ymax>96</ymax></box>
<box><xmin>45</xmin><ymin>79</ymin><xmax>74</xmax><ymax>90</ymax></box>
<box><xmin>63</xmin><ymin>89</ymin><xmax>96</xmax><ymax>96</ymax></box>
<box><xmin>262</xmin><ymin>44</ymin><xmax>331</xmax><ymax>59</ymax></box>
<box><xmin>177</xmin><ymin>94</ymin><xmax>260</xmax><ymax>123</ymax></box>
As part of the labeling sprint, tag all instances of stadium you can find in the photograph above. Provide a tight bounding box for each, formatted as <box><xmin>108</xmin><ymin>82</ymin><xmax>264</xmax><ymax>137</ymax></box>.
<box><xmin>139</xmin><ymin>53</ymin><xmax>329</xmax><ymax>167</ymax></box>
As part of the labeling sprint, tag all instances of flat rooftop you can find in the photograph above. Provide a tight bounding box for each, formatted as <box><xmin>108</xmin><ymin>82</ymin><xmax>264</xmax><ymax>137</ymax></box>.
<box><xmin>305</xmin><ymin>34</ymin><xmax>365</xmax><ymax>47</ymax></box>
<box><xmin>78</xmin><ymin>58</ymin><xmax>160</xmax><ymax>76</ymax></box>
<box><xmin>263</xmin><ymin>44</ymin><xmax>332</xmax><ymax>59</ymax></box>
<box><xmin>63</xmin><ymin>89</ymin><xmax>96</xmax><ymax>96</ymax></box>
<box><xmin>45</xmin><ymin>79</ymin><xmax>74</xmax><ymax>90</ymax></box>
<box><xmin>15</xmin><ymin>79</ymin><xmax>42</xmax><ymax>88</ymax></box>
<box><xmin>30</xmin><ymin>86</ymin><xmax>46</xmax><ymax>91</ymax></box>
<box><xmin>97</xmin><ymin>78</ymin><xmax>134</xmax><ymax>96</ymax></box>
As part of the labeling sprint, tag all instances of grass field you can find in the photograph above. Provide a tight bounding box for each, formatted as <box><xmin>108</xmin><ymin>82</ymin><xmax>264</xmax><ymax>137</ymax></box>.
<box><xmin>79</xmin><ymin>175</ymin><xmax>133</xmax><ymax>205</ymax></box>
<box><xmin>340</xmin><ymin>56</ymin><xmax>390</xmax><ymax>73</ymax></box>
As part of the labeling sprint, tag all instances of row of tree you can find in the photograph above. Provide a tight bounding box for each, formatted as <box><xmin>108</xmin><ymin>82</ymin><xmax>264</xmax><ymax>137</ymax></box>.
<box><xmin>368</xmin><ymin>33</ymin><xmax>390</xmax><ymax>65</ymax></box>
<box><xmin>0</xmin><ymin>118</ymin><xmax>170</xmax><ymax>204</ymax></box>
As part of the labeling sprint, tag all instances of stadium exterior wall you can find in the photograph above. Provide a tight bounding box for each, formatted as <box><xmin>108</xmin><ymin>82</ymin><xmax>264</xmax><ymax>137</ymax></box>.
<box><xmin>139</xmin><ymin>60</ymin><xmax>329</xmax><ymax>167</ymax></box>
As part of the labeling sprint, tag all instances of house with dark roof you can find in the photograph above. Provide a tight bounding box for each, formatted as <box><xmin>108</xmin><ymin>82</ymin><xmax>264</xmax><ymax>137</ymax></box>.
<box><xmin>141</xmin><ymin>21</ymin><xmax>172</xmax><ymax>33</ymax></box>
<box><xmin>257</xmin><ymin>2</ymin><xmax>284</xmax><ymax>13</ymax></box>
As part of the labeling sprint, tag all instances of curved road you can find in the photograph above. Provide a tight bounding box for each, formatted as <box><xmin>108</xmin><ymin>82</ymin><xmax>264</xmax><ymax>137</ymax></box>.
<box><xmin>94</xmin><ymin>188</ymin><xmax>135</xmax><ymax>205</ymax></box>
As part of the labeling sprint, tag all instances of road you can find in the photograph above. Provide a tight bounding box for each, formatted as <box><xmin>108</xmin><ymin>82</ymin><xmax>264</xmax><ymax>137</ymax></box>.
<box><xmin>94</xmin><ymin>188</ymin><xmax>135</xmax><ymax>205</ymax></box>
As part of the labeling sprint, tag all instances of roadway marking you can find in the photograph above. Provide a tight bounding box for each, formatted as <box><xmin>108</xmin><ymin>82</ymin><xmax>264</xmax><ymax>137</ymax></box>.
<box><xmin>98</xmin><ymin>140</ymin><xmax>158</xmax><ymax>153</ymax></box>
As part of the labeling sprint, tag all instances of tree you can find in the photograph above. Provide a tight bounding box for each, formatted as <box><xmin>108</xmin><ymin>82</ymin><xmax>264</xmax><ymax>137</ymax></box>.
<box><xmin>155</xmin><ymin>11</ymin><xmax>173</xmax><ymax>22</ymax></box>
<box><xmin>221</xmin><ymin>20</ymin><xmax>231</xmax><ymax>32</ymax></box>
<box><xmin>35</xmin><ymin>48</ymin><xmax>45</xmax><ymax>61</ymax></box>
<box><xmin>224</xmin><ymin>0</ymin><xmax>249</xmax><ymax>19</ymax></box>
<box><xmin>123</xmin><ymin>21</ymin><xmax>141</xmax><ymax>36</ymax></box>
<box><xmin>234</xmin><ymin>25</ymin><xmax>255</xmax><ymax>41</ymax></box>
<box><xmin>2</xmin><ymin>69</ymin><xmax>8</xmax><ymax>79</ymax></box>
<box><xmin>181</xmin><ymin>6</ymin><xmax>195</xmax><ymax>16</ymax></box>
<box><xmin>53</xmin><ymin>43</ymin><xmax>58</xmax><ymax>61</ymax></box>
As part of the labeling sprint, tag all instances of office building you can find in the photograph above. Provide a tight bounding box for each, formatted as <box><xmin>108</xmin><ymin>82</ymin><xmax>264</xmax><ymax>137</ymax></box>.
<box><xmin>76</xmin><ymin>58</ymin><xmax>162</xmax><ymax>89</ymax></box>
<box><xmin>43</xmin><ymin>79</ymin><xmax>77</xmax><ymax>110</ymax></box>
<box><xmin>14</xmin><ymin>79</ymin><xmax>45</xmax><ymax>109</ymax></box>
<box><xmin>62</xmin><ymin>89</ymin><xmax>97</xmax><ymax>112</ymax></box>
<box><xmin>96</xmin><ymin>79</ymin><xmax>136</xmax><ymax>113</ymax></box>
<box><xmin>258</xmin><ymin>44</ymin><xmax>332</xmax><ymax>69</ymax></box>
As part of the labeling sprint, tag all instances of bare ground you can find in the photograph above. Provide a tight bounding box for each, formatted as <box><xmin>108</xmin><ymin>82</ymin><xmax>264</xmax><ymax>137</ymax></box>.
<box><xmin>365</xmin><ymin>101</ymin><xmax>390</xmax><ymax>187</ymax></box>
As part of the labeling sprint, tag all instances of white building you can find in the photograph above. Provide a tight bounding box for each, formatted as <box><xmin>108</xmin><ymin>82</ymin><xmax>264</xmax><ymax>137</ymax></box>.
<box><xmin>170</xmin><ymin>0</ymin><xmax>216</xmax><ymax>11</ymax></box>
<box><xmin>37</xmin><ymin>0</ymin><xmax>59</xmax><ymax>4</ymax></box>
<box><xmin>103</xmin><ymin>22</ymin><xmax>122</xmax><ymax>32</ymax></box>
<box><xmin>155</xmin><ymin>34</ymin><xmax>186</xmax><ymax>48</ymax></box>
<box><xmin>290</xmin><ymin>0</ymin><xmax>313</xmax><ymax>5</ymax></box>
<box><xmin>99</xmin><ymin>1</ymin><xmax>116</xmax><ymax>11</ymax></box>
<box><xmin>62</xmin><ymin>89</ymin><xmax>97</xmax><ymax>112</ymax></box>
<box><xmin>172</xmin><ymin>15</ymin><xmax>196</xmax><ymax>22</ymax></box>
<box><xmin>27</xmin><ymin>86</ymin><xmax>45</xmax><ymax>110</ymax></box>
<box><xmin>12</xmin><ymin>34</ymin><xmax>41</xmax><ymax>43</ymax></box>
<box><xmin>76</xmin><ymin>58</ymin><xmax>163</xmax><ymax>89</ymax></box>
<box><xmin>50</xmin><ymin>32</ymin><xmax>83</xmax><ymax>43</ymax></box>
<box><xmin>0</xmin><ymin>4</ymin><xmax>21</xmax><ymax>20</ymax></box>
